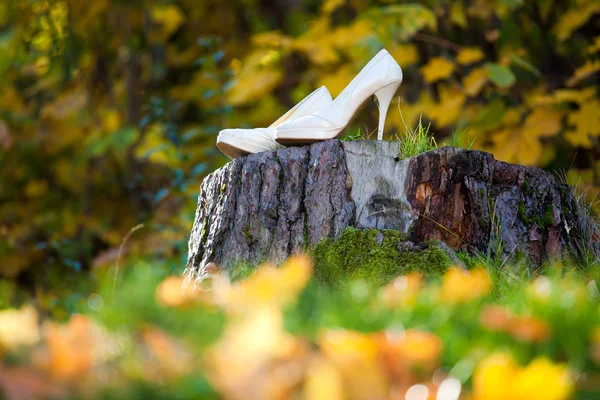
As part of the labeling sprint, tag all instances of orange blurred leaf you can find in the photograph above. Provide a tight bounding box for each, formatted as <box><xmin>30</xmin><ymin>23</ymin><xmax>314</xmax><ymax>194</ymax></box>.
<box><xmin>441</xmin><ymin>267</ymin><xmax>491</xmax><ymax>303</ymax></box>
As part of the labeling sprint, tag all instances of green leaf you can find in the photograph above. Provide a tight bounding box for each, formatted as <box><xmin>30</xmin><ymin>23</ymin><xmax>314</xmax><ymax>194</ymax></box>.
<box><xmin>365</xmin><ymin>4</ymin><xmax>437</xmax><ymax>41</ymax></box>
<box><xmin>485</xmin><ymin>63</ymin><xmax>517</xmax><ymax>88</ymax></box>
<box><xmin>474</xmin><ymin>99</ymin><xmax>507</xmax><ymax>131</ymax></box>
<box><xmin>509</xmin><ymin>55</ymin><xmax>541</xmax><ymax>77</ymax></box>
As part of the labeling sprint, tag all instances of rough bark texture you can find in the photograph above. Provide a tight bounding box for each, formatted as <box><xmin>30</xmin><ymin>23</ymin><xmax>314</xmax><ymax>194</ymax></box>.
<box><xmin>185</xmin><ymin>140</ymin><xmax>585</xmax><ymax>280</ymax></box>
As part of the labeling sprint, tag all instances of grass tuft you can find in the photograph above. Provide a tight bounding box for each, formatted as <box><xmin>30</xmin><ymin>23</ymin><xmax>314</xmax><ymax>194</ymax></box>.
<box><xmin>555</xmin><ymin>171</ymin><xmax>600</xmax><ymax>268</ymax></box>
<box><xmin>341</xmin><ymin>127</ymin><xmax>364</xmax><ymax>141</ymax></box>
<box><xmin>395</xmin><ymin>116</ymin><xmax>438</xmax><ymax>159</ymax></box>
<box><xmin>449</xmin><ymin>127</ymin><xmax>476</xmax><ymax>150</ymax></box>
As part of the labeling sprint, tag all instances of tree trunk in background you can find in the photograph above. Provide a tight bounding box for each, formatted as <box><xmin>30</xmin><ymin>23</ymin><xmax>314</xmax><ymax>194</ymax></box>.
<box><xmin>185</xmin><ymin>140</ymin><xmax>589</xmax><ymax>280</ymax></box>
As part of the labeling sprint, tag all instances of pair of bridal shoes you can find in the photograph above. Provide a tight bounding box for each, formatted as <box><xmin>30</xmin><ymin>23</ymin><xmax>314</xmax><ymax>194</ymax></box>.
<box><xmin>217</xmin><ymin>48</ymin><xmax>403</xmax><ymax>159</ymax></box>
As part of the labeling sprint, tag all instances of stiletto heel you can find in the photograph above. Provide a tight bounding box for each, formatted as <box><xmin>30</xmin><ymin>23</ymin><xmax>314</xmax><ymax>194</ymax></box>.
<box><xmin>374</xmin><ymin>81</ymin><xmax>401</xmax><ymax>141</ymax></box>
<box><xmin>274</xmin><ymin>48</ymin><xmax>403</xmax><ymax>145</ymax></box>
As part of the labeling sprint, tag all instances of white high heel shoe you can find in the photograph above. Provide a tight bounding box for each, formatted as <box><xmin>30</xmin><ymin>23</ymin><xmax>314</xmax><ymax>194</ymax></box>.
<box><xmin>216</xmin><ymin>86</ymin><xmax>332</xmax><ymax>159</ymax></box>
<box><xmin>274</xmin><ymin>49</ymin><xmax>402</xmax><ymax>144</ymax></box>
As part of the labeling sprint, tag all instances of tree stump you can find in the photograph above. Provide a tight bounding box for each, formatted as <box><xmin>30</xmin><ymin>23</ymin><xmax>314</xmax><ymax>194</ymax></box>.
<box><xmin>185</xmin><ymin>139</ymin><xmax>589</xmax><ymax>280</ymax></box>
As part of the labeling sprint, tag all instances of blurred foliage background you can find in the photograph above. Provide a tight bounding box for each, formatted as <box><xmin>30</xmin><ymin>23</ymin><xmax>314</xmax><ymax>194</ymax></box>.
<box><xmin>0</xmin><ymin>0</ymin><xmax>599</xmax><ymax>312</ymax></box>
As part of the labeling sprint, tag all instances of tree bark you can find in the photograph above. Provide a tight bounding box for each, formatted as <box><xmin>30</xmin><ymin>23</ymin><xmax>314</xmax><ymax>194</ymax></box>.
<box><xmin>185</xmin><ymin>140</ymin><xmax>588</xmax><ymax>280</ymax></box>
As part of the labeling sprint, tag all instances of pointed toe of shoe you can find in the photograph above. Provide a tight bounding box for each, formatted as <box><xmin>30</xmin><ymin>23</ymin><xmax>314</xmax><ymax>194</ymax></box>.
<box><xmin>217</xmin><ymin>130</ymin><xmax>246</xmax><ymax>159</ymax></box>
<box><xmin>217</xmin><ymin>128</ymin><xmax>281</xmax><ymax>159</ymax></box>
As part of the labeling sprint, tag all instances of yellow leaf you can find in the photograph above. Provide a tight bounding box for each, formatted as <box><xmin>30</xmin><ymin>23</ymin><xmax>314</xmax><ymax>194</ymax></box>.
<box><xmin>323</xmin><ymin>0</ymin><xmax>345</xmax><ymax>14</ymax></box>
<box><xmin>25</xmin><ymin>180</ymin><xmax>48</xmax><ymax>198</ymax></box>
<box><xmin>304</xmin><ymin>356</ymin><xmax>345</xmax><ymax>400</ymax></box>
<box><xmin>456</xmin><ymin>47</ymin><xmax>485</xmax><ymax>65</ymax></box>
<box><xmin>529</xmin><ymin>87</ymin><xmax>597</xmax><ymax>106</ymax></box>
<box><xmin>463</xmin><ymin>67</ymin><xmax>488</xmax><ymax>96</ymax></box>
<box><xmin>227</xmin><ymin>95</ymin><xmax>287</xmax><ymax>128</ymax></box>
<box><xmin>473</xmin><ymin>353</ymin><xmax>518</xmax><ymax>400</ymax></box>
<box><xmin>473</xmin><ymin>353</ymin><xmax>573</xmax><ymax>400</ymax></box>
<box><xmin>32</xmin><ymin>32</ymin><xmax>52</xmax><ymax>52</ymax></box>
<box><xmin>225</xmin><ymin>254</ymin><xmax>312</xmax><ymax>311</ymax></box>
<box><xmin>524</xmin><ymin>107</ymin><xmax>563</xmax><ymax>137</ymax></box>
<box><xmin>317</xmin><ymin>65</ymin><xmax>356</xmax><ymax>97</ymax></box>
<box><xmin>492</xmin><ymin>125</ymin><xmax>543</xmax><ymax>166</ymax></box>
<box><xmin>514</xmin><ymin>357</ymin><xmax>574</xmax><ymax>400</ymax></box>
<box><xmin>441</xmin><ymin>267</ymin><xmax>491</xmax><ymax>303</ymax></box>
<box><xmin>156</xmin><ymin>276</ymin><xmax>205</xmax><ymax>307</ymax></box>
<box><xmin>329</xmin><ymin>20</ymin><xmax>373</xmax><ymax>50</ymax></box>
<box><xmin>450</xmin><ymin>2</ymin><xmax>467</xmax><ymax>28</ymax></box>
<box><xmin>102</xmin><ymin>110</ymin><xmax>121</xmax><ymax>132</ymax></box>
<box><xmin>389</xmin><ymin>44</ymin><xmax>419</xmax><ymax>68</ymax></box>
<box><xmin>34</xmin><ymin>56</ymin><xmax>51</xmax><ymax>75</ymax></box>
<box><xmin>293</xmin><ymin>16</ymin><xmax>339</xmax><ymax>65</ymax></box>
<box><xmin>258</xmin><ymin>49</ymin><xmax>281</xmax><ymax>67</ymax></box>
<box><xmin>295</xmin><ymin>39</ymin><xmax>339</xmax><ymax>65</ymax></box>
<box><xmin>405</xmin><ymin>4</ymin><xmax>438</xmax><ymax>33</ymax></box>
<box><xmin>0</xmin><ymin>305</ymin><xmax>40</xmax><ymax>353</ymax></box>
<box><xmin>426</xmin><ymin>85</ymin><xmax>465</xmax><ymax>127</ymax></box>
<box><xmin>567</xmin><ymin>59</ymin><xmax>600</xmax><ymax>87</ymax></box>
<box><xmin>565</xmin><ymin>100</ymin><xmax>600</xmax><ymax>148</ymax></box>
<box><xmin>227</xmin><ymin>70</ymin><xmax>282</xmax><ymax>106</ymax></box>
<box><xmin>588</xmin><ymin>36</ymin><xmax>600</xmax><ymax>54</ymax></box>
<box><xmin>251</xmin><ymin>31</ymin><xmax>292</xmax><ymax>49</ymax></box>
<box><xmin>553</xmin><ymin>3</ymin><xmax>600</xmax><ymax>42</ymax></box>
<box><xmin>206</xmin><ymin>307</ymin><xmax>305</xmax><ymax>399</ymax></box>
<box><xmin>386</xmin><ymin>92</ymin><xmax>435</xmax><ymax>133</ymax></box>
<box><xmin>320</xmin><ymin>330</ymin><xmax>379</xmax><ymax>361</ymax></box>
<box><xmin>294</xmin><ymin>18</ymin><xmax>373</xmax><ymax>66</ymax></box>
<box><xmin>229</xmin><ymin>58</ymin><xmax>242</xmax><ymax>75</ymax></box>
<box><xmin>151</xmin><ymin>5</ymin><xmax>185</xmax><ymax>39</ymax></box>
<box><xmin>421</xmin><ymin>57</ymin><xmax>455</xmax><ymax>83</ymax></box>
<box><xmin>319</xmin><ymin>330</ymin><xmax>389</xmax><ymax>400</ymax></box>
<box><xmin>134</xmin><ymin>124</ymin><xmax>180</xmax><ymax>167</ymax></box>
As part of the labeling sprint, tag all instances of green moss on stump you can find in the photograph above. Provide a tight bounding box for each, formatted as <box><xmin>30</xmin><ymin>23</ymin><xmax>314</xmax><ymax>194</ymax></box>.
<box><xmin>310</xmin><ymin>227</ymin><xmax>453</xmax><ymax>287</ymax></box>
<box><xmin>518</xmin><ymin>201</ymin><xmax>555</xmax><ymax>228</ymax></box>
<box><xmin>243</xmin><ymin>225</ymin><xmax>253</xmax><ymax>245</ymax></box>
